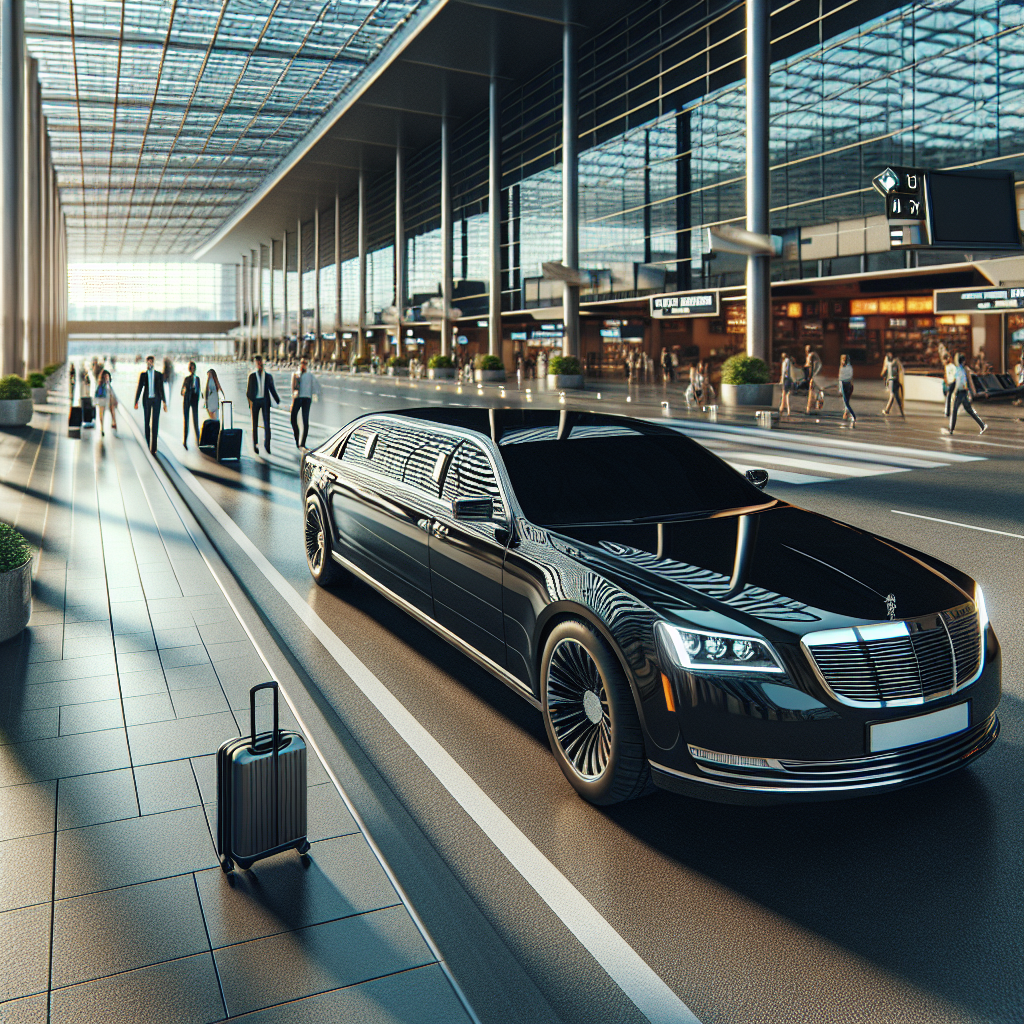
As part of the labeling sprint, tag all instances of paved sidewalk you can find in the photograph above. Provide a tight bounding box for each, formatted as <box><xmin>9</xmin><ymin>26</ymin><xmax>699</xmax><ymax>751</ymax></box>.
<box><xmin>0</xmin><ymin>399</ymin><xmax>473</xmax><ymax>1022</ymax></box>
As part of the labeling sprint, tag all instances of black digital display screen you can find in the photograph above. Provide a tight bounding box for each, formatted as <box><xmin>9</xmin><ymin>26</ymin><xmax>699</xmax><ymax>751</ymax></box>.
<box><xmin>927</xmin><ymin>170</ymin><xmax>1021</xmax><ymax>249</ymax></box>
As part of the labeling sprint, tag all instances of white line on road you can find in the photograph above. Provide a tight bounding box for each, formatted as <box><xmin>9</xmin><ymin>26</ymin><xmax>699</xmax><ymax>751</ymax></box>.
<box><xmin>165</xmin><ymin>451</ymin><xmax>699</xmax><ymax>1024</ymax></box>
<box><xmin>891</xmin><ymin>510</ymin><xmax>1024</xmax><ymax>540</ymax></box>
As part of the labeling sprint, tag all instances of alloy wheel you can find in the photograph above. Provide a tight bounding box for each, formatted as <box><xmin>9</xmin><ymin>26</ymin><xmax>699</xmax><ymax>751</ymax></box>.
<box><xmin>546</xmin><ymin>638</ymin><xmax>612</xmax><ymax>780</ymax></box>
<box><xmin>305</xmin><ymin>502</ymin><xmax>325</xmax><ymax>575</ymax></box>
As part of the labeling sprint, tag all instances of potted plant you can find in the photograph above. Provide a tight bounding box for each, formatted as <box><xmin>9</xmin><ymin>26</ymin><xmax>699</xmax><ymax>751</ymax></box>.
<box><xmin>27</xmin><ymin>372</ymin><xmax>48</xmax><ymax>405</ymax></box>
<box><xmin>43</xmin><ymin>363</ymin><xmax>62</xmax><ymax>385</ymax></box>
<box><xmin>349</xmin><ymin>355</ymin><xmax>370</xmax><ymax>374</ymax></box>
<box><xmin>473</xmin><ymin>353</ymin><xmax>506</xmax><ymax>383</ymax></box>
<box><xmin>0</xmin><ymin>522</ymin><xmax>32</xmax><ymax>644</ymax></box>
<box><xmin>0</xmin><ymin>375</ymin><xmax>33</xmax><ymax>427</ymax></box>
<box><xmin>546</xmin><ymin>355</ymin><xmax>584</xmax><ymax>389</ymax></box>
<box><xmin>427</xmin><ymin>354</ymin><xmax>455</xmax><ymax>380</ymax></box>
<box><xmin>386</xmin><ymin>355</ymin><xmax>410</xmax><ymax>377</ymax></box>
<box><xmin>719</xmin><ymin>355</ymin><xmax>773</xmax><ymax>407</ymax></box>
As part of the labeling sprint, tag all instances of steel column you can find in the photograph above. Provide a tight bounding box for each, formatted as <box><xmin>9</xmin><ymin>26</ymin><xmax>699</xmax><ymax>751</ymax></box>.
<box><xmin>40</xmin><ymin>128</ymin><xmax>50</xmax><ymax>367</ymax></box>
<box><xmin>313</xmin><ymin>206</ymin><xmax>321</xmax><ymax>361</ymax></box>
<box><xmin>296</xmin><ymin>218</ymin><xmax>303</xmax><ymax>354</ymax></box>
<box><xmin>489</xmin><ymin>76</ymin><xmax>502</xmax><ymax>358</ymax></box>
<box><xmin>2</xmin><ymin>0</ymin><xmax>25</xmax><ymax>376</ymax></box>
<box><xmin>281</xmin><ymin>232</ymin><xmax>288</xmax><ymax>358</ymax></box>
<box><xmin>256</xmin><ymin>244</ymin><xmax>264</xmax><ymax>355</ymax></box>
<box><xmin>562</xmin><ymin>13</ymin><xmax>580</xmax><ymax>361</ymax></box>
<box><xmin>357</xmin><ymin>169</ymin><xmax>367</xmax><ymax>358</ymax></box>
<box><xmin>395</xmin><ymin>145</ymin><xmax>405</xmax><ymax>355</ymax></box>
<box><xmin>334</xmin><ymin>190</ymin><xmax>341</xmax><ymax>362</ymax></box>
<box><xmin>440</xmin><ymin>115</ymin><xmax>452</xmax><ymax>357</ymax></box>
<box><xmin>268</xmin><ymin>239</ymin><xmax>276</xmax><ymax>358</ymax></box>
<box><xmin>745</xmin><ymin>0</ymin><xmax>771</xmax><ymax>361</ymax></box>
<box><xmin>24</xmin><ymin>61</ymin><xmax>40</xmax><ymax>372</ymax></box>
<box><xmin>240</xmin><ymin>254</ymin><xmax>248</xmax><ymax>361</ymax></box>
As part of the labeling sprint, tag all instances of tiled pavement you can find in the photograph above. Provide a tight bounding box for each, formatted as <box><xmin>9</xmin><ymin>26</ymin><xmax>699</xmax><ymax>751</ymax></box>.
<box><xmin>0</xmin><ymin>402</ymin><xmax>473</xmax><ymax>1023</ymax></box>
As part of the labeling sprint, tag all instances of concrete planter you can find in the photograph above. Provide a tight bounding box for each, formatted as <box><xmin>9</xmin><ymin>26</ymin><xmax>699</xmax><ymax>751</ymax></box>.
<box><xmin>0</xmin><ymin>557</ymin><xmax>31</xmax><ymax>644</ymax></box>
<box><xmin>31</xmin><ymin>388</ymin><xmax>48</xmax><ymax>404</ymax></box>
<box><xmin>720</xmin><ymin>383</ymin><xmax>774</xmax><ymax>407</ymax></box>
<box><xmin>427</xmin><ymin>367</ymin><xmax>456</xmax><ymax>380</ymax></box>
<box><xmin>386</xmin><ymin>367</ymin><xmax>409</xmax><ymax>377</ymax></box>
<box><xmin>0</xmin><ymin>399</ymin><xmax>33</xmax><ymax>427</ymax></box>
<box><xmin>349</xmin><ymin>365</ymin><xmax>369</xmax><ymax>374</ymax></box>
<box><xmin>546</xmin><ymin>373</ymin><xmax>584</xmax><ymax>389</ymax></box>
<box><xmin>474</xmin><ymin>369</ymin><xmax>506</xmax><ymax>383</ymax></box>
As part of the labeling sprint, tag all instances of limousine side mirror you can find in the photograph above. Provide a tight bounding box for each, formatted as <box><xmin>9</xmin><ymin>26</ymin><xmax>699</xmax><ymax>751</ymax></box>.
<box><xmin>745</xmin><ymin>468</ymin><xmax>769</xmax><ymax>489</ymax></box>
<box><xmin>452</xmin><ymin>496</ymin><xmax>493</xmax><ymax>520</ymax></box>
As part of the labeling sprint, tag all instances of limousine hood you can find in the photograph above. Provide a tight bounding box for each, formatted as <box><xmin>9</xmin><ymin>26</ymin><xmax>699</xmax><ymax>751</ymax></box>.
<box><xmin>551</xmin><ymin>503</ymin><xmax>973</xmax><ymax>637</ymax></box>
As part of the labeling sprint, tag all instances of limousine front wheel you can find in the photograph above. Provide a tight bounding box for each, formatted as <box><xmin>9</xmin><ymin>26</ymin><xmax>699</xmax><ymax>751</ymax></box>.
<box><xmin>541</xmin><ymin>620</ymin><xmax>651</xmax><ymax>805</ymax></box>
<box><xmin>305</xmin><ymin>497</ymin><xmax>343</xmax><ymax>587</ymax></box>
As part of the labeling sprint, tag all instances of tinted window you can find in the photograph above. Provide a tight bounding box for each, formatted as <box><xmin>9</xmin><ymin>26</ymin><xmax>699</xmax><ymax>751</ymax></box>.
<box><xmin>499</xmin><ymin>433</ymin><xmax>765</xmax><ymax>525</ymax></box>
<box><xmin>442</xmin><ymin>444</ymin><xmax>506</xmax><ymax>518</ymax></box>
<box><xmin>340</xmin><ymin>423</ymin><xmax>385</xmax><ymax>473</ymax></box>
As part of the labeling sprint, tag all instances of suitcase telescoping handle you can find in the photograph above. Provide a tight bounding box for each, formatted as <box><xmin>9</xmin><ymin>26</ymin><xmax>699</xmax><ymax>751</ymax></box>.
<box><xmin>221</xmin><ymin>398</ymin><xmax>233</xmax><ymax>431</ymax></box>
<box><xmin>250</xmin><ymin>680</ymin><xmax>280</xmax><ymax>752</ymax></box>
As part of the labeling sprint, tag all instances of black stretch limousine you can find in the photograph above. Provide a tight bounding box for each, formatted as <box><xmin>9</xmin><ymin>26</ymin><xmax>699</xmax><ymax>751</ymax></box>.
<box><xmin>300</xmin><ymin>408</ymin><xmax>1000</xmax><ymax>805</ymax></box>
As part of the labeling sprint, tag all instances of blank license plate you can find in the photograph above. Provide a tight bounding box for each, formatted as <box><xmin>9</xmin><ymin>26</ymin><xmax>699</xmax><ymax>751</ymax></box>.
<box><xmin>870</xmin><ymin>703</ymin><xmax>970</xmax><ymax>753</ymax></box>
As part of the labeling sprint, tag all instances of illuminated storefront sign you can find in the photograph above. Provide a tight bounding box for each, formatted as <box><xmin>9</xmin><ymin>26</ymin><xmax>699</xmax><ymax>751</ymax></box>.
<box><xmin>650</xmin><ymin>291</ymin><xmax>720</xmax><ymax>317</ymax></box>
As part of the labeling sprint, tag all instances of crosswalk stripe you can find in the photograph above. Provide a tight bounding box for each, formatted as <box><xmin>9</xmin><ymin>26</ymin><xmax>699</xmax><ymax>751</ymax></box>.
<box><xmin>721</xmin><ymin>461</ymin><xmax>833</xmax><ymax>486</ymax></box>
<box><xmin>721</xmin><ymin>450</ymin><xmax>906</xmax><ymax>478</ymax></box>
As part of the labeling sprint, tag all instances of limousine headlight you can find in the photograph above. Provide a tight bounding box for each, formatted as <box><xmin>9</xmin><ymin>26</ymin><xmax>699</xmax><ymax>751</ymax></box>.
<box><xmin>655</xmin><ymin>621</ymin><xmax>786</xmax><ymax>675</ymax></box>
<box><xmin>976</xmin><ymin>584</ymin><xmax>989</xmax><ymax>633</ymax></box>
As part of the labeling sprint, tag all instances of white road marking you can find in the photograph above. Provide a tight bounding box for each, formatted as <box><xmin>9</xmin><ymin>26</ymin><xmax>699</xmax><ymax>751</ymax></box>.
<box><xmin>891</xmin><ymin>510</ymin><xmax>1024</xmax><ymax>540</ymax></box>
<box><xmin>723</xmin><ymin>450</ymin><xmax>905</xmax><ymax>478</ymax></box>
<box><xmin>722</xmin><ymin>461</ymin><xmax>832</xmax><ymax>486</ymax></box>
<box><xmin>165</xmin><ymin>450</ymin><xmax>700</xmax><ymax>1024</ymax></box>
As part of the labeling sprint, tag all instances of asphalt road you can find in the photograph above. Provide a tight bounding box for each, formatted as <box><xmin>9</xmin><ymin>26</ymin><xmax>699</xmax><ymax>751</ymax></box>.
<box><xmin>110</xmin><ymin>361</ymin><xmax>1024</xmax><ymax>1024</ymax></box>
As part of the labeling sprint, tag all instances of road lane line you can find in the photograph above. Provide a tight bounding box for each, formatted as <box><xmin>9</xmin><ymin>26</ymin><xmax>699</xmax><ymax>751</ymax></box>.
<box><xmin>891</xmin><ymin>510</ymin><xmax>1024</xmax><ymax>539</ymax></box>
<box><xmin>722</xmin><ymin>461</ymin><xmax>832</xmax><ymax>485</ymax></box>
<box><xmin>165</xmin><ymin>447</ymin><xmax>700</xmax><ymax>1024</ymax></box>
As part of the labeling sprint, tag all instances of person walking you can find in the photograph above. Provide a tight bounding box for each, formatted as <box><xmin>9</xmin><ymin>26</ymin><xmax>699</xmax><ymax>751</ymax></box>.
<box><xmin>804</xmin><ymin>345</ymin><xmax>824</xmax><ymax>413</ymax></box>
<box><xmin>778</xmin><ymin>350</ymin><xmax>793</xmax><ymax>417</ymax></box>
<box><xmin>942</xmin><ymin>352</ymin><xmax>957</xmax><ymax>418</ymax></box>
<box><xmin>291</xmin><ymin>357</ymin><xmax>322</xmax><ymax>449</ymax></box>
<box><xmin>945</xmin><ymin>353</ymin><xmax>987</xmax><ymax>435</ymax></box>
<box><xmin>881</xmin><ymin>350</ymin><xmax>905</xmax><ymax>418</ymax></box>
<box><xmin>134</xmin><ymin>355</ymin><xmax>167</xmax><ymax>454</ymax></box>
<box><xmin>838</xmin><ymin>353</ymin><xmax>856</xmax><ymax>427</ymax></box>
<box><xmin>204</xmin><ymin>368</ymin><xmax>225</xmax><ymax>419</ymax></box>
<box><xmin>180</xmin><ymin>361</ymin><xmax>202</xmax><ymax>448</ymax></box>
<box><xmin>68</xmin><ymin>363</ymin><xmax>76</xmax><ymax>403</ymax></box>
<box><xmin>94</xmin><ymin>367</ymin><xmax>113</xmax><ymax>436</ymax></box>
<box><xmin>245</xmin><ymin>354</ymin><xmax>280</xmax><ymax>454</ymax></box>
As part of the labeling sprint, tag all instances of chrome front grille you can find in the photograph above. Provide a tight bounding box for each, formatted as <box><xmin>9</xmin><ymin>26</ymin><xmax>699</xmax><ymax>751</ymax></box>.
<box><xmin>802</xmin><ymin>604</ymin><xmax>982</xmax><ymax>707</ymax></box>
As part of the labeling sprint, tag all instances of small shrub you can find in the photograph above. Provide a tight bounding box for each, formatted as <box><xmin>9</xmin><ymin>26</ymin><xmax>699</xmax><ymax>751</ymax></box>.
<box><xmin>428</xmin><ymin>354</ymin><xmax>453</xmax><ymax>369</ymax></box>
<box><xmin>548</xmin><ymin>356</ymin><xmax>581</xmax><ymax>376</ymax></box>
<box><xmin>0</xmin><ymin>375</ymin><xmax>31</xmax><ymax>401</ymax></box>
<box><xmin>386</xmin><ymin>355</ymin><xmax>409</xmax><ymax>368</ymax></box>
<box><xmin>0</xmin><ymin>522</ymin><xmax>31</xmax><ymax>573</ymax></box>
<box><xmin>720</xmin><ymin>354</ymin><xmax>770</xmax><ymax>386</ymax></box>
<box><xmin>43</xmin><ymin>363</ymin><xmax>61</xmax><ymax>378</ymax></box>
<box><xmin>27</xmin><ymin>372</ymin><xmax>47</xmax><ymax>389</ymax></box>
<box><xmin>473</xmin><ymin>354</ymin><xmax>504</xmax><ymax>371</ymax></box>
<box><xmin>351</xmin><ymin>356</ymin><xmax>370</xmax><ymax>366</ymax></box>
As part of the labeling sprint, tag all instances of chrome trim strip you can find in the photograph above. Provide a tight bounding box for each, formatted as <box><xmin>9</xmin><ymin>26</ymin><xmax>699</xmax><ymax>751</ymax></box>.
<box><xmin>331</xmin><ymin>549</ymin><xmax>541</xmax><ymax>710</ymax></box>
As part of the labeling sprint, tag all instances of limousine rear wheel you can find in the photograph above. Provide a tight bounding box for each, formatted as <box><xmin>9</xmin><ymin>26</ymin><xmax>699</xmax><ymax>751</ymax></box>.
<box><xmin>305</xmin><ymin>497</ymin><xmax>343</xmax><ymax>587</ymax></box>
<box><xmin>541</xmin><ymin>620</ymin><xmax>651</xmax><ymax>805</ymax></box>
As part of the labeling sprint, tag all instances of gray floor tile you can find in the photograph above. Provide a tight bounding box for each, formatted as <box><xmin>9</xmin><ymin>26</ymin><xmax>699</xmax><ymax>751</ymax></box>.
<box><xmin>147</xmin><ymin>610</ymin><xmax>195</xmax><ymax>632</ymax></box>
<box><xmin>24</xmin><ymin>622</ymin><xmax>63</xmax><ymax>646</ymax></box>
<box><xmin>135</xmin><ymin>760</ymin><xmax>202</xmax><ymax>816</ymax></box>
<box><xmin>49</xmin><ymin>952</ymin><xmax>224</xmax><ymax>1024</ymax></box>
<box><xmin>127</xmin><ymin>713</ymin><xmax>239</xmax><ymax>766</ymax></box>
<box><xmin>164</xmin><ymin>664</ymin><xmax>220</xmax><ymax>691</ymax></box>
<box><xmin>153</xmin><ymin>626</ymin><xmax>203</xmax><ymax>650</ymax></box>
<box><xmin>141</xmin><ymin>582</ymin><xmax>184</xmax><ymax>602</ymax></box>
<box><xmin>63</xmin><ymin>603</ymin><xmax>109</xmax><ymax>625</ymax></box>
<box><xmin>27</xmin><ymin>609</ymin><xmax>64</xmax><ymax>627</ymax></box>
<box><xmin>57</xmin><ymin>768</ymin><xmax>139</xmax><ymax>831</ymax></box>
<box><xmin>121</xmin><ymin>691</ymin><xmax>175</xmax><ymax>727</ymax></box>
<box><xmin>59</xmin><ymin>699</ymin><xmax>124</xmax><ymax>736</ymax></box>
<box><xmin>20</xmin><ymin>675</ymin><xmax>120</xmax><ymax>711</ymax></box>
<box><xmin>196</xmin><ymin>834</ymin><xmax>397</xmax><ymax>950</ymax></box>
<box><xmin>205</xmin><ymin>640</ymin><xmax>257</xmax><ymax>665</ymax></box>
<box><xmin>223</xmin><ymin>963</ymin><xmax>472</xmax><ymax>1024</ymax></box>
<box><xmin>63</xmin><ymin>619</ymin><xmax>112</xmax><ymax>641</ymax></box>
<box><xmin>190</xmin><ymin>755</ymin><xmax>216</xmax><ymax>805</ymax></box>
<box><xmin>306</xmin><ymin>784</ymin><xmax>358</xmax><ymax>843</ymax></box>
<box><xmin>109</xmin><ymin>602</ymin><xmax>150</xmax><ymax>635</ymax></box>
<box><xmin>25</xmin><ymin>639</ymin><xmax>64</xmax><ymax>665</ymax></box>
<box><xmin>114</xmin><ymin>650</ymin><xmax>162</xmax><ymax>676</ymax></box>
<box><xmin>51</xmin><ymin>875</ymin><xmax>211</xmax><ymax>988</ymax></box>
<box><xmin>0</xmin><ymin>991</ymin><xmax>48</xmax><ymax>1023</ymax></box>
<box><xmin>62</xmin><ymin>635</ymin><xmax>115</xmax><ymax>662</ymax></box>
<box><xmin>0</xmin><ymin>728</ymin><xmax>131</xmax><ymax>786</ymax></box>
<box><xmin>158</xmin><ymin>645</ymin><xmax>211</xmax><ymax>670</ymax></box>
<box><xmin>108</xmin><ymin>585</ymin><xmax>145</xmax><ymax>604</ymax></box>
<box><xmin>55</xmin><ymin>806</ymin><xmax>217</xmax><ymax>899</ymax></box>
<box><xmin>0</xmin><ymin>834</ymin><xmax>53</xmax><ymax>912</ymax></box>
<box><xmin>117</xmin><ymin>670</ymin><xmax>167</xmax><ymax>699</ymax></box>
<box><xmin>171</xmin><ymin>687</ymin><xmax>230</xmax><ymax>720</ymax></box>
<box><xmin>215</xmin><ymin>906</ymin><xmax>433</xmax><ymax>1017</ymax></box>
<box><xmin>113</xmin><ymin>631</ymin><xmax>156</xmax><ymax>655</ymax></box>
<box><xmin>214</xmin><ymin>659</ymin><xmax>270</xmax><ymax>690</ymax></box>
<box><xmin>0</xmin><ymin>707</ymin><xmax>59</xmax><ymax>746</ymax></box>
<box><xmin>189</xmin><ymin>606</ymin><xmax>236</xmax><ymax>628</ymax></box>
<box><xmin>26</xmin><ymin>653</ymin><xmax>116</xmax><ymax>686</ymax></box>
<box><xmin>142</xmin><ymin>597</ymin><xmax>192</xmax><ymax>617</ymax></box>
<box><xmin>197</xmin><ymin>619</ymin><xmax>248</xmax><ymax>646</ymax></box>
<box><xmin>0</xmin><ymin>781</ymin><xmax>56</xmax><ymax>842</ymax></box>
<box><xmin>0</xmin><ymin>904</ymin><xmax>51</xmax><ymax>1003</ymax></box>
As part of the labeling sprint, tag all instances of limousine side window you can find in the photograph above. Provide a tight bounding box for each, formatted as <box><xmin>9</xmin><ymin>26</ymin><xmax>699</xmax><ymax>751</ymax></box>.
<box><xmin>339</xmin><ymin>423</ymin><xmax>387</xmax><ymax>470</ymax></box>
<box><xmin>442</xmin><ymin>443</ymin><xmax>506</xmax><ymax>519</ymax></box>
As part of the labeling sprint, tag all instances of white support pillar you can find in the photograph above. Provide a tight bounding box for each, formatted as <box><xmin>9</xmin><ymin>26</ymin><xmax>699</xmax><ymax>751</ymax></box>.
<box><xmin>357</xmin><ymin>169</ymin><xmax>367</xmax><ymax>359</ymax></box>
<box><xmin>313</xmin><ymin>206</ymin><xmax>321</xmax><ymax>361</ymax></box>
<box><xmin>334</xmin><ymin>190</ymin><xmax>341</xmax><ymax>363</ymax></box>
<box><xmin>2</xmin><ymin>0</ymin><xmax>25</xmax><ymax>376</ymax></box>
<box><xmin>488</xmin><ymin>76</ymin><xmax>502</xmax><ymax>358</ymax></box>
<box><xmin>281</xmin><ymin>231</ymin><xmax>289</xmax><ymax>359</ymax></box>
<box><xmin>745</xmin><ymin>0</ymin><xmax>771</xmax><ymax>361</ymax></box>
<box><xmin>562</xmin><ymin>12</ymin><xmax>580</xmax><ymax>361</ymax></box>
<box><xmin>440</xmin><ymin>114</ymin><xmax>452</xmax><ymax>358</ymax></box>
<box><xmin>268</xmin><ymin>239</ymin><xmax>276</xmax><ymax>359</ymax></box>
<box><xmin>256</xmin><ymin>244</ymin><xmax>264</xmax><ymax>356</ymax></box>
<box><xmin>395</xmin><ymin>144</ymin><xmax>405</xmax><ymax>356</ymax></box>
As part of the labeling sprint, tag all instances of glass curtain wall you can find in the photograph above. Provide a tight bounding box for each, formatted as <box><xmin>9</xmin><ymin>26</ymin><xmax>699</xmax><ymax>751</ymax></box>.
<box><xmin>68</xmin><ymin>263</ymin><xmax>237</xmax><ymax>320</ymax></box>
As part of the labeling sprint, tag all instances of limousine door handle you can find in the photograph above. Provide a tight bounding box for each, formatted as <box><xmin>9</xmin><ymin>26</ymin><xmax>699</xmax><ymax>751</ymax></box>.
<box><xmin>430</xmin><ymin>520</ymin><xmax>449</xmax><ymax>538</ymax></box>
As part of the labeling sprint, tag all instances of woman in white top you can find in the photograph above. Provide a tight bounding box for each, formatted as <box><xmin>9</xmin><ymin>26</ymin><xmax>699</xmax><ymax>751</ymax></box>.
<box><xmin>204</xmin><ymin>368</ymin><xmax>225</xmax><ymax>418</ymax></box>
<box><xmin>777</xmin><ymin>350</ymin><xmax>793</xmax><ymax>416</ymax></box>
<box><xmin>838</xmin><ymin>353</ymin><xmax>856</xmax><ymax>426</ymax></box>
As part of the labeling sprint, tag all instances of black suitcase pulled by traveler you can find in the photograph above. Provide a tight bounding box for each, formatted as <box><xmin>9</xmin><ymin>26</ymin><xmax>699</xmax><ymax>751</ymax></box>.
<box><xmin>217</xmin><ymin>681</ymin><xmax>309</xmax><ymax>872</ymax></box>
<box><xmin>68</xmin><ymin>405</ymin><xmax>82</xmax><ymax>438</ymax></box>
<box><xmin>81</xmin><ymin>395</ymin><xmax>95</xmax><ymax>428</ymax></box>
<box><xmin>199</xmin><ymin>416</ymin><xmax>220</xmax><ymax>451</ymax></box>
<box><xmin>216</xmin><ymin>399</ymin><xmax>242</xmax><ymax>462</ymax></box>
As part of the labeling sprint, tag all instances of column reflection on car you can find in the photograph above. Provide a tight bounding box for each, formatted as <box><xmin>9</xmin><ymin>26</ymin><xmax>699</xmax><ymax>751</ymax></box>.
<box><xmin>429</xmin><ymin>441</ymin><xmax>509</xmax><ymax>667</ymax></box>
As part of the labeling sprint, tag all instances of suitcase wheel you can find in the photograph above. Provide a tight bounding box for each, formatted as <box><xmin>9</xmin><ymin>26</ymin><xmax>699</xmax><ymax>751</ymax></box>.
<box><xmin>298</xmin><ymin>839</ymin><xmax>310</xmax><ymax>856</ymax></box>
<box><xmin>220</xmin><ymin>856</ymin><xmax>233</xmax><ymax>873</ymax></box>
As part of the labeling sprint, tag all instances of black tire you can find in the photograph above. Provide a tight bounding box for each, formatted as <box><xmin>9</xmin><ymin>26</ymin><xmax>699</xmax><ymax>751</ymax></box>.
<box><xmin>540</xmin><ymin>619</ymin><xmax>652</xmax><ymax>805</ymax></box>
<box><xmin>304</xmin><ymin>496</ymin><xmax>345</xmax><ymax>588</ymax></box>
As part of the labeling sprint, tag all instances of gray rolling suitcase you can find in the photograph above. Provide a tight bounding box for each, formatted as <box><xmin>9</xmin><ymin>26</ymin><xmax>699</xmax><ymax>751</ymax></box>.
<box><xmin>217</xmin><ymin>681</ymin><xmax>309</xmax><ymax>872</ymax></box>
<box><xmin>216</xmin><ymin>398</ymin><xmax>242</xmax><ymax>462</ymax></box>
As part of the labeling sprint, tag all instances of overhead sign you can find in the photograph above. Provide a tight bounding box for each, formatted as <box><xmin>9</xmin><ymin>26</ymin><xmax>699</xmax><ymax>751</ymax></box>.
<box><xmin>933</xmin><ymin>286</ymin><xmax>1024</xmax><ymax>313</ymax></box>
<box><xmin>651</xmin><ymin>290</ymin><xmax>719</xmax><ymax>318</ymax></box>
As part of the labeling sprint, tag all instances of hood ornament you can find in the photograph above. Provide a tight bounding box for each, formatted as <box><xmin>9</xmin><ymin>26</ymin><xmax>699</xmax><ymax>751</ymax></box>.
<box><xmin>885</xmin><ymin>593</ymin><xmax>897</xmax><ymax>621</ymax></box>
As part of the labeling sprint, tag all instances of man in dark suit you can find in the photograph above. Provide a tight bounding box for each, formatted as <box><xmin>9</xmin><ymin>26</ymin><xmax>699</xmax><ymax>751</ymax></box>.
<box><xmin>180</xmin><ymin>361</ymin><xmax>202</xmax><ymax>449</ymax></box>
<box><xmin>134</xmin><ymin>354</ymin><xmax>167</xmax><ymax>454</ymax></box>
<box><xmin>245</xmin><ymin>354</ymin><xmax>280</xmax><ymax>454</ymax></box>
